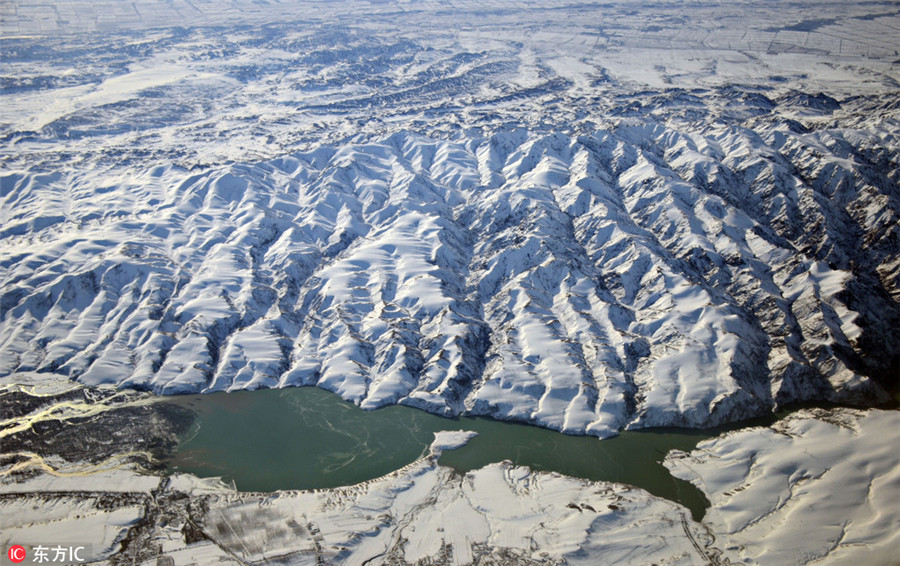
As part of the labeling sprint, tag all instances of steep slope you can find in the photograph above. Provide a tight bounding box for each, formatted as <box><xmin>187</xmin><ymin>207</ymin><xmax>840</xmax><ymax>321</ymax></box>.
<box><xmin>2</xmin><ymin>116</ymin><xmax>897</xmax><ymax>434</ymax></box>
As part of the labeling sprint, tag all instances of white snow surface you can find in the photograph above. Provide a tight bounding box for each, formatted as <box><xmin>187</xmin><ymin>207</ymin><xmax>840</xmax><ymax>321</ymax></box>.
<box><xmin>665</xmin><ymin>408</ymin><xmax>900</xmax><ymax>565</ymax></box>
<box><xmin>1</xmin><ymin>0</ymin><xmax>899</xmax><ymax>434</ymax></box>
<box><xmin>2</xmin><ymin>124</ymin><xmax>897</xmax><ymax>434</ymax></box>
<box><xmin>1</xmin><ymin>459</ymin><xmax>720</xmax><ymax>566</ymax></box>
<box><xmin>429</xmin><ymin>430</ymin><xmax>479</xmax><ymax>457</ymax></box>
<box><xmin>194</xmin><ymin>461</ymin><xmax>719</xmax><ymax>566</ymax></box>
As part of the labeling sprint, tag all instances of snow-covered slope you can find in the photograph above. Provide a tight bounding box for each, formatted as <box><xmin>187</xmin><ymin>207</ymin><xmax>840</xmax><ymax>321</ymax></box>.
<box><xmin>2</xmin><ymin>120</ymin><xmax>898</xmax><ymax>434</ymax></box>
<box><xmin>665</xmin><ymin>408</ymin><xmax>900</xmax><ymax>565</ymax></box>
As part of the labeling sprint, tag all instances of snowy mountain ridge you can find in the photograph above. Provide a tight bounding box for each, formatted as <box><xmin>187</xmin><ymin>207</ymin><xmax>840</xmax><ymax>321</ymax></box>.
<box><xmin>3</xmin><ymin>116</ymin><xmax>898</xmax><ymax>435</ymax></box>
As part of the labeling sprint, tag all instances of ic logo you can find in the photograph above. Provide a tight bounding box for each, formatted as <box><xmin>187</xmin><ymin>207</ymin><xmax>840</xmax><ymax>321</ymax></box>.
<box><xmin>7</xmin><ymin>545</ymin><xmax>26</xmax><ymax>563</ymax></box>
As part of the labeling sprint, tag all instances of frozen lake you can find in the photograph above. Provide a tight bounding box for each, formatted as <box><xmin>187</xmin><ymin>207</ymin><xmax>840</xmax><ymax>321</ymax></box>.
<box><xmin>167</xmin><ymin>386</ymin><xmax>718</xmax><ymax>520</ymax></box>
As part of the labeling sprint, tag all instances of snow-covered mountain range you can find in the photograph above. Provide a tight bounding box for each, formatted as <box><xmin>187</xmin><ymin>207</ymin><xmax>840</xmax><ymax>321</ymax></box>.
<box><xmin>2</xmin><ymin>0</ymin><xmax>899</xmax><ymax>435</ymax></box>
<box><xmin>3</xmin><ymin>112</ymin><xmax>898</xmax><ymax>434</ymax></box>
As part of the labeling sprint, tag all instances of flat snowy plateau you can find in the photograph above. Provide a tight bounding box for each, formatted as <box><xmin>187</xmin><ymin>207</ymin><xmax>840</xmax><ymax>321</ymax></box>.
<box><xmin>2</xmin><ymin>0</ymin><xmax>900</xmax><ymax>564</ymax></box>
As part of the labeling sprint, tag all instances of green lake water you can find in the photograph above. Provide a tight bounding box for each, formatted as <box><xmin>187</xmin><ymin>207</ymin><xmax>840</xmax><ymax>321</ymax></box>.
<box><xmin>167</xmin><ymin>387</ymin><xmax>718</xmax><ymax>521</ymax></box>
